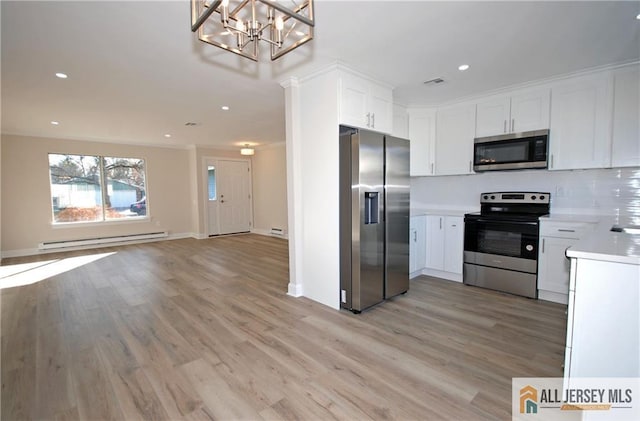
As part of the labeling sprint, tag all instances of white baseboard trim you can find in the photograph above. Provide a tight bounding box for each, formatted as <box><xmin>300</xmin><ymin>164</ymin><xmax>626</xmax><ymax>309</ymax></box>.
<box><xmin>421</xmin><ymin>268</ymin><xmax>463</xmax><ymax>283</ymax></box>
<box><xmin>1</xmin><ymin>232</ymin><xmax>195</xmax><ymax>259</ymax></box>
<box><xmin>538</xmin><ymin>289</ymin><xmax>569</xmax><ymax>305</ymax></box>
<box><xmin>287</xmin><ymin>282</ymin><xmax>303</xmax><ymax>297</ymax></box>
<box><xmin>251</xmin><ymin>228</ymin><xmax>289</xmax><ymax>240</ymax></box>
<box><xmin>191</xmin><ymin>233</ymin><xmax>208</xmax><ymax>240</ymax></box>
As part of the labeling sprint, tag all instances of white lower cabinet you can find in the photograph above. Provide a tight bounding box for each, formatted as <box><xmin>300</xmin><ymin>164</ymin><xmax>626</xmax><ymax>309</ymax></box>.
<box><xmin>424</xmin><ymin>215</ymin><xmax>464</xmax><ymax>282</ymax></box>
<box><xmin>537</xmin><ymin>220</ymin><xmax>596</xmax><ymax>304</ymax></box>
<box><xmin>409</xmin><ymin>215</ymin><xmax>426</xmax><ymax>276</ymax></box>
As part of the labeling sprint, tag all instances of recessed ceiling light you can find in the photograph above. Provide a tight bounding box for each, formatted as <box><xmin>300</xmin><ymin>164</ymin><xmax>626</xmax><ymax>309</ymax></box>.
<box><xmin>458</xmin><ymin>64</ymin><xmax>470</xmax><ymax>71</ymax></box>
<box><xmin>221</xmin><ymin>106</ymin><xmax>230</xmax><ymax>111</ymax></box>
<box><xmin>636</xmin><ymin>13</ymin><xmax>640</xmax><ymax>20</ymax></box>
<box><xmin>164</xmin><ymin>134</ymin><xmax>171</xmax><ymax>138</ymax></box>
<box><xmin>185</xmin><ymin>122</ymin><xmax>197</xmax><ymax>126</ymax></box>
<box><xmin>55</xmin><ymin>73</ymin><xmax>68</xmax><ymax>79</ymax></box>
<box><xmin>51</xmin><ymin>121</ymin><xmax>59</xmax><ymax>125</ymax></box>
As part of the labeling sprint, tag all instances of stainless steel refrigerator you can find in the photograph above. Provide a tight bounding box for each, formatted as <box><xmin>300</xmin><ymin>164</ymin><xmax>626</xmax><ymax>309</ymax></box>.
<box><xmin>339</xmin><ymin>125</ymin><xmax>410</xmax><ymax>313</ymax></box>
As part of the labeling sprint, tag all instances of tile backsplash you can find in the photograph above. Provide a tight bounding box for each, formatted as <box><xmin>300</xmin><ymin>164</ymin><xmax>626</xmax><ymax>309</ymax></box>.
<box><xmin>411</xmin><ymin>167</ymin><xmax>640</xmax><ymax>218</ymax></box>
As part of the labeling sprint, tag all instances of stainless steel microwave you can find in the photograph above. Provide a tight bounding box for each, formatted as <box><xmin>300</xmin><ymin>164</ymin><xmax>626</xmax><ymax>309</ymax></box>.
<box><xmin>473</xmin><ymin>129</ymin><xmax>549</xmax><ymax>171</ymax></box>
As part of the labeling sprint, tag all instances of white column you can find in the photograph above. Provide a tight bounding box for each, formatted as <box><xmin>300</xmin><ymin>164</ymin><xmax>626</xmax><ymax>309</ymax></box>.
<box><xmin>281</xmin><ymin>77</ymin><xmax>304</xmax><ymax>297</ymax></box>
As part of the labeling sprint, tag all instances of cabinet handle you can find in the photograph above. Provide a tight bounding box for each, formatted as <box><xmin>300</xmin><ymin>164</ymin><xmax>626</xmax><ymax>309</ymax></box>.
<box><xmin>504</xmin><ymin>120</ymin><xmax>507</xmax><ymax>133</ymax></box>
<box><xmin>511</xmin><ymin>118</ymin><xmax>515</xmax><ymax>132</ymax></box>
<box><xmin>469</xmin><ymin>161</ymin><xmax>472</xmax><ymax>172</ymax></box>
<box><xmin>413</xmin><ymin>231</ymin><xmax>417</xmax><ymax>242</ymax></box>
<box><xmin>558</xmin><ymin>229</ymin><xmax>575</xmax><ymax>233</ymax></box>
<box><xmin>439</xmin><ymin>218</ymin><xmax>442</xmax><ymax>230</ymax></box>
<box><xmin>550</xmin><ymin>154</ymin><xmax>554</xmax><ymax>168</ymax></box>
<box><xmin>371</xmin><ymin>113</ymin><xmax>375</xmax><ymax>128</ymax></box>
<box><xmin>366</xmin><ymin>112</ymin><xmax>371</xmax><ymax>128</ymax></box>
<box><xmin>431</xmin><ymin>163</ymin><xmax>434</xmax><ymax>174</ymax></box>
<box><xmin>542</xmin><ymin>238</ymin><xmax>545</xmax><ymax>253</ymax></box>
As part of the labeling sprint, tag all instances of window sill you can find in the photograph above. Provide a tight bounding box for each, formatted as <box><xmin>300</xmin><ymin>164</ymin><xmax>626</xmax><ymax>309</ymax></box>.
<box><xmin>51</xmin><ymin>216</ymin><xmax>151</xmax><ymax>229</ymax></box>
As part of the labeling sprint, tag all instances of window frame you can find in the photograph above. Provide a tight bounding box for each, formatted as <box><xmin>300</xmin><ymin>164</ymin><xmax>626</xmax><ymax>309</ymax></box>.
<box><xmin>48</xmin><ymin>152</ymin><xmax>149</xmax><ymax>225</ymax></box>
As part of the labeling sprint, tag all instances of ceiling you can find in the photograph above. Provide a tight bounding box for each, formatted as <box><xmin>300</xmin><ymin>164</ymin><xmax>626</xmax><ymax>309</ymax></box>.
<box><xmin>2</xmin><ymin>1</ymin><xmax>639</xmax><ymax>149</ymax></box>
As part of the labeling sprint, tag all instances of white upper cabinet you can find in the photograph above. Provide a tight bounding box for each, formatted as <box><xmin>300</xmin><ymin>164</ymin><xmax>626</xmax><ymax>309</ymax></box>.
<box><xmin>549</xmin><ymin>73</ymin><xmax>613</xmax><ymax>170</ymax></box>
<box><xmin>392</xmin><ymin>104</ymin><xmax>409</xmax><ymax>139</ymax></box>
<box><xmin>475</xmin><ymin>89</ymin><xmax>550</xmax><ymax>137</ymax></box>
<box><xmin>510</xmin><ymin>90</ymin><xmax>551</xmax><ymax>133</ymax></box>
<box><xmin>611</xmin><ymin>65</ymin><xmax>640</xmax><ymax>168</ymax></box>
<box><xmin>436</xmin><ymin>103</ymin><xmax>476</xmax><ymax>175</ymax></box>
<box><xmin>339</xmin><ymin>71</ymin><xmax>393</xmax><ymax>134</ymax></box>
<box><xmin>408</xmin><ymin>108</ymin><xmax>436</xmax><ymax>176</ymax></box>
<box><xmin>475</xmin><ymin>96</ymin><xmax>511</xmax><ymax>137</ymax></box>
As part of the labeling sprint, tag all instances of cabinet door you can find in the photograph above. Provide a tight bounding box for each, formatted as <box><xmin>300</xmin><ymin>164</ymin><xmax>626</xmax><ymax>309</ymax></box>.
<box><xmin>425</xmin><ymin>215</ymin><xmax>444</xmax><ymax>270</ymax></box>
<box><xmin>392</xmin><ymin>104</ymin><xmax>409</xmax><ymax>139</ymax></box>
<box><xmin>369</xmin><ymin>82</ymin><xmax>393</xmax><ymax>134</ymax></box>
<box><xmin>538</xmin><ymin>236</ymin><xmax>576</xmax><ymax>294</ymax></box>
<box><xmin>611</xmin><ymin>65</ymin><xmax>640</xmax><ymax>168</ymax></box>
<box><xmin>408</xmin><ymin>109</ymin><xmax>436</xmax><ymax>176</ymax></box>
<box><xmin>549</xmin><ymin>74</ymin><xmax>613</xmax><ymax>170</ymax></box>
<box><xmin>443</xmin><ymin>216</ymin><xmax>464</xmax><ymax>274</ymax></box>
<box><xmin>339</xmin><ymin>73</ymin><xmax>369</xmax><ymax>129</ymax></box>
<box><xmin>510</xmin><ymin>88</ymin><xmax>550</xmax><ymax>133</ymax></box>
<box><xmin>475</xmin><ymin>96</ymin><xmax>510</xmax><ymax>137</ymax></box>
<box><xmin>410</xmin><ymin>216</ymin><xmax>426</xmax><ymax>273</ymax></box>
<box><xmin>409</xmin><ymin>227</ymin><xmax>418</xmax><ymax>273</ymax></box>
<box><xmin>435</xmin><ymin>103</ymin><xmax>476</xmax><ymax>175</ymax></box>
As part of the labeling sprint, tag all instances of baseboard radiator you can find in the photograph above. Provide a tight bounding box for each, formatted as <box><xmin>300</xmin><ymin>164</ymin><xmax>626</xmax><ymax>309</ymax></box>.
<box><xmin>38</xmin><ymin>231</ymin><xmax>168</xmax><ymax>250</ymax></box>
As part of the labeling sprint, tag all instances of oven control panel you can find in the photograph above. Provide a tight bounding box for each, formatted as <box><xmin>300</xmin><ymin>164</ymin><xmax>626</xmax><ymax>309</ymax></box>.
<box><xmin>480</xmin><ymin>192</ymin><xmax>550</xmax><ymax>204</ymax></box>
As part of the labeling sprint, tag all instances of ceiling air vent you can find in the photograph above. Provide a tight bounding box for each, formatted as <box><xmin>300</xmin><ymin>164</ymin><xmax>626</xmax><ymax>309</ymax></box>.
<box><xmin>423</xmin><ymin>78</ymin><xmax>444</xmax><ymax>85</ymax></box>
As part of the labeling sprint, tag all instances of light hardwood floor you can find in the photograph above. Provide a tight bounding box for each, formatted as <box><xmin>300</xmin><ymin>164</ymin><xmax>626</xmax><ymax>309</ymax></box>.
<box><xmin>1</xmin><ymin>234</ymin><xmax>567</xmax><ymax>420</ymax></box>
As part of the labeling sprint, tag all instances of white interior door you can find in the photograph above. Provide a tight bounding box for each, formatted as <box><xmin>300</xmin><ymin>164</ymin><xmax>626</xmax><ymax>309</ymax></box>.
<box><xmin>217</xmin><ymin>160</ymin><xmax>251</xmax><ymax>235</ymax></box>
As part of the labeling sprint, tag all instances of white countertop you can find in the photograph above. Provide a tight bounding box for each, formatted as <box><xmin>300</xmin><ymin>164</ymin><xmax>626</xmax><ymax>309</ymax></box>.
<box><xmin>539</xmin><ymin>214</ymin><xmax>600</xmax><ymax>224</ymax></box>
<box><xmin>410</xmin><ymin>208</ymin><xmax>476</xmax><ymax>217</ymax></box>
<box><xmin>566</xmin><ymin>216</ymin><xmax>640</xmax><ymax>265</ymax></box>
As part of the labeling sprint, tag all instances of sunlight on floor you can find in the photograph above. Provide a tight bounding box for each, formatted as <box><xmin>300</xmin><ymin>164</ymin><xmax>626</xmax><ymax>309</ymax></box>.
<box><xmin>0</xmin><ymin>252</ymin><xmax>116</xmax><ymax>289</ymax></box>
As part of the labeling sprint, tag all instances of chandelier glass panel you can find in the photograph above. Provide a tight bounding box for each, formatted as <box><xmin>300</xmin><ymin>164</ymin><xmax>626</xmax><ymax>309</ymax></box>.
<box><xmin>191</xmin><ymin>0</ymin><xmax>315</xmax><ymax>61</ymax></box>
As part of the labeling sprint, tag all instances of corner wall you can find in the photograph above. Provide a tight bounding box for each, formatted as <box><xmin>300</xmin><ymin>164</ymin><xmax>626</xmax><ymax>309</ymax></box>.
<box><xmin>251</xmin><ymin>143</ymin><xmax>288</xmax><ymax>236</ymax></box>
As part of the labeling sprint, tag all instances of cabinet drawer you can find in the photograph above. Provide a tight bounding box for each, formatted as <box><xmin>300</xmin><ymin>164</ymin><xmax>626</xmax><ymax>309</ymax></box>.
<box><xmin>539</xmin><ymin>221</ymin><xmax>594</xmax><ymax>239</ymax></box>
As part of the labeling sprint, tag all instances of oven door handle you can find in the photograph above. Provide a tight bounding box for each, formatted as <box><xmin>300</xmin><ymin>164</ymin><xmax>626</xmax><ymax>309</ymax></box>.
<box><xmin>467</xmin><ymin>218</ymin><xmax>539</xmax><ymax>226</ymax></box>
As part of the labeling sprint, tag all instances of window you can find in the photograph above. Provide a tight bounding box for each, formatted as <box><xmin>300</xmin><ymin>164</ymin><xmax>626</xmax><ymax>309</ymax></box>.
<box><xmin>48</xmin><ymin>154</ymin><xmax>147</xmax><ymax>223</ymax></box>
<box><xmin>208</xmin><ymin>165</ymin><xmax>216</xmax><ymax>200</ymax></box>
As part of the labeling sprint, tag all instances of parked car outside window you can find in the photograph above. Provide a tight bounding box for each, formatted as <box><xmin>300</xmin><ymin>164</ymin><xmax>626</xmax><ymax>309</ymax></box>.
<box><xmin>130</xmin><ymin>197</ymin><xmax>146</xmax><ymax>215</ymax></box>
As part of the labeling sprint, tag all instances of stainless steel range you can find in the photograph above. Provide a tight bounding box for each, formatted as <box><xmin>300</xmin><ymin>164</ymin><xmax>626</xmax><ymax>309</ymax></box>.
<box><xmin>463</xmin><ymin>192</ymin><xmax>550</xmax><ymax>298</ymax></box>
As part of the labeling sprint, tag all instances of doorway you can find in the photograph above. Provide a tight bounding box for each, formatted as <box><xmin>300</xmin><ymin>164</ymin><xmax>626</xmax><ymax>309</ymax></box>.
<box><xmin>204</xmin><ymin>158</ymin><xmax>252</xmax><ymax>236</ymax></box>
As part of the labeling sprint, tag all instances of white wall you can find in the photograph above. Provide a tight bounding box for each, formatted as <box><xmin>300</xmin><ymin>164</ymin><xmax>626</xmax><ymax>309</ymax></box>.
<box><xmin>411</xmin><ymin>167</ymin><xmax>640</xmax><ymax>219</ymax></box>
<box><xmin>252</xmin><ymin>143</ymin><xmax>288</xmax><ymax>236</ymax></box>
<box><xmin>1</xmin><ymin>134</ymin><xmax>194</xmax><ymax>256</ymax></box>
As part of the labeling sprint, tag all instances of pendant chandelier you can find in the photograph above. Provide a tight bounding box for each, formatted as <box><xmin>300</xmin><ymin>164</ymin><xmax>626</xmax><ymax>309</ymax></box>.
<box><xmin>190</xmin><ymin>0</ymin><xmax>315</xmax><ymax>62</ymax></box>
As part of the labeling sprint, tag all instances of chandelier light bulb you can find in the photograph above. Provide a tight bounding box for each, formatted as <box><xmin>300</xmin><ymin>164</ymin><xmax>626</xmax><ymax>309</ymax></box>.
<box><xmin>236</xmin><ymin>18</ymin><xmax>244</xmax><ymax>31</ymax></box>
<box><xmin>275</xmin><ymin>16</ymin><xmax>284</xmax><ymax>31</ymax></box>
<box><xmin>221</xmin><ymin>0</ymin><xmax>229</xmax><ymax>7</ymax></box>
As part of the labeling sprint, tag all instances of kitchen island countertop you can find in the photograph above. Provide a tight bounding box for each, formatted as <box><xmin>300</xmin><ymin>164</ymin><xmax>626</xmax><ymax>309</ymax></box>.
<box><xmin>566</xmin><ymin>216</ymin><xmax>640</xmax><ymax>265</ymax></box>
